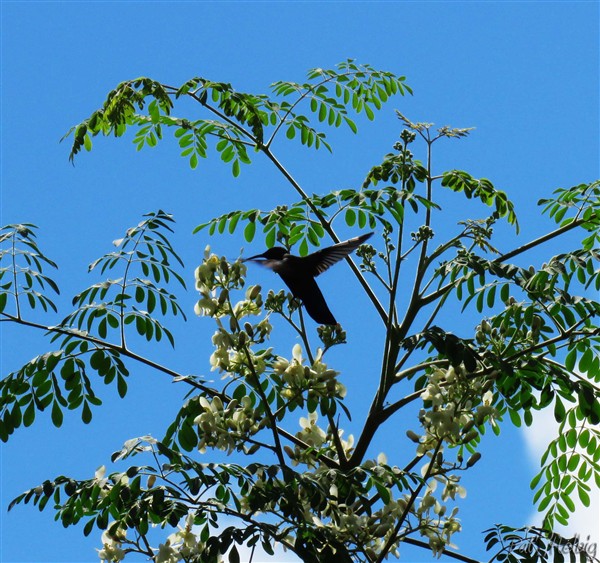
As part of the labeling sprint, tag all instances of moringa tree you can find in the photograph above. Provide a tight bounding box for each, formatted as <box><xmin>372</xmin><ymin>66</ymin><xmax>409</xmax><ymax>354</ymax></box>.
<box><xmin>2</xmin><ymin>61</ymin><xmax>599</xmax><ymax>563</ymax></box>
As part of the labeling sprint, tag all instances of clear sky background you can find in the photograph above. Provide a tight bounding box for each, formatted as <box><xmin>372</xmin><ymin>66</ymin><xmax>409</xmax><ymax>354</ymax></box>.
<box><xmin>1</xmin><ymin>1</ymin><xmax>598</xmax><ymax>562</ymax></box>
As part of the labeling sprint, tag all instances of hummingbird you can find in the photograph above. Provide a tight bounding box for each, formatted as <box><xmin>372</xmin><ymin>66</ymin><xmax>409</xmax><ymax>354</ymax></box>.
<box><xmin>244</xmin><ymin>232</ymin><xmax>373</xmax><ymax>325</ymax></box>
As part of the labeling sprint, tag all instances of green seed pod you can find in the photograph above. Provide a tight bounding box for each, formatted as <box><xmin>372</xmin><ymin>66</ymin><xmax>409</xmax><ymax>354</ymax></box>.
<box><xmin>218</xmin><ymin>288</ymin><xmax>229</xmax><ymax>304</ymax></box>
<box><xmin>462</xmin><ymin>430</ymin><xmax>478</xmax><ymax>444</ymax></box>
<box><xmin>466</xmin><ymin>452</ymin><xmax>482</xmax><ymax>468</ymax></box>
<box><xmin>406</xmin><ymin>430</ymin><xmax>421</xmax><ymax>443</ymax></box>
<box><xmin>220</xmin><ymin>258</ymin><xmax>229</xmax><ymax>277</ymax></box>
<box><xmin>461</xmin><ymin>419</ymin><xmax>475</xmax><ymax>434</ymax></box>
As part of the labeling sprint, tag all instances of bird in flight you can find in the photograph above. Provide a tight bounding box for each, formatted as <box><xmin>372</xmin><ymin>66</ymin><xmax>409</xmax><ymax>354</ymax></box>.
<box><xmin>244</xmin><ymin>232</ymin><xmax>373</xmax><ymax>325</ymax></box>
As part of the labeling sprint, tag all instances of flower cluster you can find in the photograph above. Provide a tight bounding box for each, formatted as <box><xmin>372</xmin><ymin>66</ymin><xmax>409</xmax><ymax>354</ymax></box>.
<box><xmin>208</xmin><ymin>319</ymin><xmax>272</xmax><ymax>376</ymax></box>
<box><xmin>415</xmin><ymin>365</ymin><xmax>497</xmax><ymax>450</ymax></box>
<box><xmin>98</xmin><ymin>513</ymin><xmax>215</xmax><ymax>563</ymax></box>
<box><xmin>97</xmin><ymin>528</ymin><xmax>126</xmax><ymax>563</ymax></box>
<box><xmin>274</xmin><ymin>344</ymin><xmax>346</xmax><ymax>404</ymax></box>
<box><xmin>157</xmin><ymin>513</ymin><xmax>209</xmax><ymax>563</ymax></box>
<box><xmin>284</xmin><ymin>412</ymin><xmax>354</xmax><ymax>467</ymax></box>
<box><xmin>277</xmin><ymin>457</ymin><xmax>464</xmax><ymax>561</ymax></box>
<box><xmin>394</xmin><ymin>364</ymin><xmax>499</xmax><ymax>557</ymax></box>
<box><xmin>194</xmin><ymin>395</ymin><xmax>267</xmax><ymax>454</ymax></box>
<box><xmin>194</xmin><ymin>247</ymin><xmax>251</xmax><ymax>319</ymax></box>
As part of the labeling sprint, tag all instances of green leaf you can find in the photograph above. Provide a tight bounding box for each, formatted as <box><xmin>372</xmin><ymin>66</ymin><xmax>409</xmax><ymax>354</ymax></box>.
<box><xmin>98</xmin><ymin>317</ymin><xmax>108</xmax><ymax>339</ymax></box>
<box><xmin>486</xmin><ymin>285</ymin><xmax>496</xmax><ymax>308</ymax></box>
<box><xmin>579</xmin><ymin>348</ymin><xmax>593</xmax><ymax>373</ymax></box>
<box><xmin>299</xmin><ymin>238</ymin><xmax>309</xmax><ymax>257</ymax></box>
<box><xmin>566</xmin><ymin>429</ymin><xmax>577</xmax><ymax>448</ymax></box>
<box><xmin>244</xmin><ymin>221</ymin><xmax>256</xmax><ymax>242</ymax></box>
<box><xmin>530</xmin><ymin>471</ymin><xmax>542</xmax><ymax>490</ymax></box>
<box><xmin>344</xmin><ymin>116</ymin><xmax>358</xmax><ymax>134</ymax></box>
<box><xmin>265</xmin><ymin>227</ymin><xmax>276</xmax><ymax>248</ymax></box>
<box><xmin>178</xmin><ymin>422</ymin><xmax>197</xmax><ymax>452</ymax></box>
<box><xmin>117</xmin><ymin>375</ymin><xmax>127</xmax><ymax>398</ymax></box>
<box><xmin>567</xmin><ymin>453</ymin><xmax>579</xmax><ymax>472</ymax></box>
<box><xmin>565</xmin><ymin>349</ymin><xmax>577</xmax><ymax>372</ymax></box>
<box><xmin>578</xmin><ymin>486</ymin><xmax>590</xmax><ymax>507</ymax></box>
<box><xmin>554</xmin><ymin>397</ymin><xmax>566</xmax><ymax>423</ymax></box>
<box><xmin>51</xmin><ymin>401</ymin><xmax>63</xmax><ymax>427</ymax></box>
<box><xmin>373</xmin><ymin>479</ymin><xmax>391</xmax><ymax>504</ymax></box>
<box><xmin>318</xmin><ymin>103</ymin><xmax>327</xmax><ymax>122</ymax></box>
<box><xmin>476</xmin><ymin>291</ymin><xmax>485</xmax><ymax>313</ymax></box>
<box><xmin>228</xmin><ymin>212</ymin><xmax>241</xmax><ymax>234</ymax></box>
<box><xmin>23</xmin><ymin>402</ymin><xmax>35</xmax><ymax>427</ymax></box>
<box><xmin>500</xmin><ymin>283</ymin><xmax>510</xmax><ymax>303</ymax></box>
<box><xmin>358</xmin><ymin>209</ymin><xmax>367</xmax><ymax>229</ymax></box>
<box><xmin>82</xmin><ymin>401</ymin><xmax>92</xmax><ymax>424</ymax></box>
<box><xmin>345</xmin><ymin>208</ymin><xmax>356</xmax><ymax>227</ymax></box>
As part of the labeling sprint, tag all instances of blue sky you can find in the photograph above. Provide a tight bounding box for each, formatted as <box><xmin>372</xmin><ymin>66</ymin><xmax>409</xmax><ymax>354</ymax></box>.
<box><xmin>1</xmin><ymin>1</ymin><xmax>598</xmax><ymax>562</ymax></box>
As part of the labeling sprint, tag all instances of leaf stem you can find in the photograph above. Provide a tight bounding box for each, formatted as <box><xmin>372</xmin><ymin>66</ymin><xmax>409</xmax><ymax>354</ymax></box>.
<box><xmin>11</xmin><ymin>232</ymin><xmax>21</xmax><ymax>320</ymax></box>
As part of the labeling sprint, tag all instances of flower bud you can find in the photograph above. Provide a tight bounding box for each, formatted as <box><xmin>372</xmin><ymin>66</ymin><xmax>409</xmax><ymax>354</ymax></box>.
<box><xmin>220</xmin><ymin>258</ymin><xmax>229</xmax><ymax>277</ymax></box>
<box><xmin>247</xmin><ymin>285</ymin><xmax>261</xmax><ymax>300</ymax></box>
<box><xmin>218</xmin><ymin>288</ymin><xmax>229</xmax><ymax>304</ymax></box>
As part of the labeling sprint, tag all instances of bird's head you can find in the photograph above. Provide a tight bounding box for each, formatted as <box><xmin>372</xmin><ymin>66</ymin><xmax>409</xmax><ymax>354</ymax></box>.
<box><xmin>243</xmin><ymin>247</ymin><xmax>288</xmax><ymax>263</ymax></box>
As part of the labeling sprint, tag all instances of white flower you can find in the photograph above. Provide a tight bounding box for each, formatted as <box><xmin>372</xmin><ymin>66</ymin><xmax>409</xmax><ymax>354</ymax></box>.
<box><xmin>442</xmin><ymin>478</ymin><xmax>467</xmax><ymax>501</ymax></box>
<box><xmin>155</xmin><ymin>540</ymin><xmax>180</xmax><ymax>563</ymax></box>
<box><xmin>97</xmin><ymin>528</ymin><xmax>125</xmax><ymax>562</ymax></box>
<box><xmin>296</xmin><ymin>412</ymin><xmax>326</xmax><ymax>449</ymax></box>
<box><xmin>482</xmin><ymin>389</ymin><xmax>494</xmax><ymax>405</ymax></box>
<box><xmin>292</xmin><ymin>343</ymin><xmax>303</xmax><ymax>363</ymax></box>
<box><xmin>97</xmin><ymin>544</ymin><xmax>125</xmax><ymax>562</ymax></box>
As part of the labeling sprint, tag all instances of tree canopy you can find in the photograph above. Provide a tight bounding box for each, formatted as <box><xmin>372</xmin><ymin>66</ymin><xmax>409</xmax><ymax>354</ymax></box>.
<box><xmin>2</xmin><ymin>61</ymin><xmax>599</xmax><ymax>563</ymax></box>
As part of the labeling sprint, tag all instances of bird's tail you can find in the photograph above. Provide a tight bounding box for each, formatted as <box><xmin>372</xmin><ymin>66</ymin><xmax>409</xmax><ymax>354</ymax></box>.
<box><xmin>297</xmin><ymin>277</ymin><xmax>337</xmax><ymax>325</ymax></box>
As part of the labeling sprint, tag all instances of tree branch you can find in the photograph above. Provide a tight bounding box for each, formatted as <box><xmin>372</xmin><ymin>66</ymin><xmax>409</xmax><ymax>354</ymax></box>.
<box><xmin>402</xmin><ymin>538</ymin><xmax>483</xmax><ymax>563</ymax></box>
<box><xmin>2</xmin><ymin>312</ymin><xmax>342</xmax><ymax>468</ymax></box>
<box><xmin>422</xmin><ymin>215</ymin><xmax>594</xmax><ymax>307</ymax></box>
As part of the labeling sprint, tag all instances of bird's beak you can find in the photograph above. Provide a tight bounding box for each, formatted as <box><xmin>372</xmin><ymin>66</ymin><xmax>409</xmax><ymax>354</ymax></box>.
<box><xmin>243</xmin><ymin>253</ymin><xmax>266</xmax><ymax>263</ymax></box>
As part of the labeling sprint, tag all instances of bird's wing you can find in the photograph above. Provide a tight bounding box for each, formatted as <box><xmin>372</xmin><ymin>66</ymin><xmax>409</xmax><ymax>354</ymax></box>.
<box><xmin>306</xmin><ymin>232</ymin><xmax>373</xmax><ymax>277</ymax></box>
<box><xmin>278</xmin><ymin>272</ymin><xmax>337</xmax><ymax>325</ymax></box>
